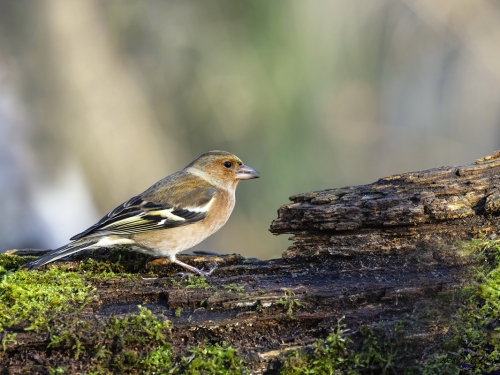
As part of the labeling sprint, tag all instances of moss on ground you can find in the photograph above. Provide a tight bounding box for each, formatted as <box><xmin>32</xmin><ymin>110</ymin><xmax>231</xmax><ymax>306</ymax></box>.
<box><xmin>278</xmin><ymin>239</ymin><xmax>500</xmax><ymax>374</ymax></box>
<box><xmin>279</xmin><ymin>318</ymin><xmax>360</xmax><ymax>375</ymax></box>
<box><xmin>223</xmin><ymin>283</ymin><xmax>245</xmax><ymax>293</ymax></box>
<box><xmin>0</xmin><ymin>266</ymin><xmax>94</xmax><ymax>333</ymax></box>
<box><xmin>47</xmin><ymin>306</ymin><xmax>247</xmax><ymax>374</ymax></box>
<box><xmin>277</xmin><ymin>289</ymin><xmax>302</xmax><ymax>320</ymax></box>
<box><xmin>0</xmin><ymin>253</ymin><xmax>248</xmax><ymax>374</ymax></box>
<box><xmin>175</xmin><ymin>342</ymin><xmax>249</xmax><ymax>375</ymax></box>
<box><xmin>50</xmin><ymin>306</ymin><xmax>174</xmax><ymax>373</ymax></box>
<box><xmin>171</xmin><ymin>275</ymin><xmax>215</xmax><ymax>290</ymax></box>
<box><xmin>76</xmin><ymin>257</ymin><xmax>137</xmax><ymax>279</ymax></box>
<box><xmin>446</xmin><ymin>239</ymin><xmax>500</xmax><ymax>372</ymax></box>
<box><xmin>0</xmin><ymin>253</ymin><xmax>37</xmax><ymax>275</ymax></box>
<box><xmin>279</xmin><ymin>318</ymin><xmax>426</xmax><ymax>375</ymax></box>
<box><xmin>2</xmin><ymin>238</ymin><xmax>500</xmax><ymax>373</ymax></box>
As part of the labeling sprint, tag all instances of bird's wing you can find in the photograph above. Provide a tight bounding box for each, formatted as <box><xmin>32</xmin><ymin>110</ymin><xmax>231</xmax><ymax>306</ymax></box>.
<box><xmin>70</xmin><ymin>180</ymin><xmax>216</xmax><ymax>240</ymax></box>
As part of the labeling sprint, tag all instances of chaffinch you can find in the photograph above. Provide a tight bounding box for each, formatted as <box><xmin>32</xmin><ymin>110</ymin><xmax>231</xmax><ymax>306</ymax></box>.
<box><xmin>22</xmin><ymin>151</ymin><xmax>259</xmax><ymax>276</ymax></box>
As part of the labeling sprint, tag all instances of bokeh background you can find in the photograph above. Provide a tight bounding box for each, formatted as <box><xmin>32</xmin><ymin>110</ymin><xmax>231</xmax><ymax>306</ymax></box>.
<box><xmin>1</xmin><ymin>0</ymin><xmax>499</xmax><ymax>259</ymax></box>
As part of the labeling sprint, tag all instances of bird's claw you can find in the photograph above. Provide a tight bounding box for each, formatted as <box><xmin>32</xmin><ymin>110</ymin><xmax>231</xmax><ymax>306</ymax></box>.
<box><xmin>198</xmin><ymin>262</ymin><xmax>218</xmax><ymax>277</ymax></box>
<box><xmin>175</xmin><ymin>262</ymin><xmax>218</xmax><ymax>277</ymax></box>
<box><xmin>173</xmin><ymin>259</ymin><xmax>218</xmax><ymax>277</ymax></box>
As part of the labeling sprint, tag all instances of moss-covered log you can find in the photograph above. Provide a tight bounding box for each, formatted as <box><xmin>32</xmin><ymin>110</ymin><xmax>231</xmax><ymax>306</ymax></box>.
<box><xmin>3</xmin><ymin>152</ymin><xmax>500</xmax><ymax>374</ymax></box>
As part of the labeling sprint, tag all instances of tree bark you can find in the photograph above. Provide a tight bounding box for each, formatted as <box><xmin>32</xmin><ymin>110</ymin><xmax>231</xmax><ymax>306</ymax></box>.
<box><xmin>4</xmin><ymin>152</ymin><xmax>500</xmax><ymax>373</ymax></box>
<box><xmin>271</xmin><ymin>151</ymin><xmax>500</xmax><ymax>258</ymax></box>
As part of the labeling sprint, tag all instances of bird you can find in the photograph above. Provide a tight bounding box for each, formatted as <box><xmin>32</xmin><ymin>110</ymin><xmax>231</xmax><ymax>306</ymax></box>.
<box><xmin>21</xmin><ymin>151</ymin><xmax>259</xmax><ymax>276</ymax></box>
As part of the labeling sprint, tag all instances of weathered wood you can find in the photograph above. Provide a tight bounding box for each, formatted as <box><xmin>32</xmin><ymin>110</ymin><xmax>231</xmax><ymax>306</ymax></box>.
<box><xmin>270</xmin><ymin>151</ymin><xmax>500</xmax><ymax>259</ymax></box>
<box><xmin>1</xmin><ymin>251</ymin><xmax>471</xmax><ymax>373</ymax></box>
<box><xmin>3</xmin><ymin>152</ymin><xmax>500</xmax><ymax>373</ymax></box>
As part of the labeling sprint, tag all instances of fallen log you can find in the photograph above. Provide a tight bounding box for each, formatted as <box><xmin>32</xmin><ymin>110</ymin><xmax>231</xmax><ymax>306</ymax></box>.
<box><xmin>3</xmin><ymin>152</ymin><xmax>500</xmax><ymax>374</ymax></box>
<box><xmin>271</xmin><ymin>150</ymin><xmax>500</xmax><ymax>259</ymax></box>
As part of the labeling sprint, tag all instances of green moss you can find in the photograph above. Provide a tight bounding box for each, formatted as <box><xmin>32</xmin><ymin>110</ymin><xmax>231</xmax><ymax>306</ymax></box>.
<box><xmin>348</xmin><ymin>239</ymin><xmax>500</xmax><ymax>374</ymax></box>
<box><xmin>45</xmin><ymin>246</ymin><xmax>150</xmax><ymax>276</ymax></box>
<box><xmin>177</xmin><ymin>342</ymin><xmax>249</xmax><ymax>375</ymax></box>
<box><xmin>48</xmin><ymin>366</ymin><xmax>67</xmax><ymax>375</ymax></box>
<box><xmin>1</xmin><ymin>332</ymin><xmax>17</xmax><ymax>352</ymax></box>
<box><xmin>0</xmin><ymin>254</ymin><xmax>249</xmax><ymax>373</ymax></box>
<box><xmin>0</xmin><ymin>254</ymin><xmax>38</xmax><ymax>277</ymax></box>
<box><xmin>277</xmin><ymin>289</ymin><xmax>302</xmax><ymax>319</ymax></box>
<box><xmin>280</xmin><ymin>318</ymin><xmax>426</xmax><ymax>375</ymax></box>
<box><xmin>48</xmin><ymin>306</ymin><xmax>173</xmax><ymax>374</ymax></box>
<box><xmin>446</xmin><ymin>240</ymin><xmax>500</xmax><ymax>372</ymax></box>
<box><xmin>172</xmin><ymin>275</ymin><xmax>214</xmax><ymax>290</ymax></box>
<box><xmin>277</xmin><ymin>237</ymin><xmax>500</xmax><ymax>375</ymax></box>
<box><xmin>420</xmin><ymin>354</ymin><xmax>460</xmax><ymax>375</ymax></box>
<box><xmin>280</xmin><ymin>318</ymin><xmax>361</xmax><ymax>375</ymax></box>
<box><xmin>48</xmin><ymin>305</ymin><xmax>248</xmax><ymax>374</ymax></box>
<box><xmin>224</xmin><ymin>283</ymin><xmax>245</xmax><ymax>293</ymax></box>
<box><xmin>0</xmin><ymin>267</ymin><xmax>93</xmax><ymax>332</ymax></box>
<box><xmin>106</xmin><ymin>305</ymin><xmax>172</xmax><ymax>345</ymax></box>
<box><xmin>360</xmin><ymin>239</ymin><xmax>500</xmax><ymax>374</ymax></box>
<box><xmin>140</xmin><ymin>344</ymin><xmax>174</xmax><ymax>373</ymax></box>
<box><xmin>5</xmin><ymin>238</ymin><xmax>500</xmax><ymax>374</ymax></box>
<box><xmin>77</xmin><ymin>258</ymin><xmax>135</xmax><ymax>279</ymax></box>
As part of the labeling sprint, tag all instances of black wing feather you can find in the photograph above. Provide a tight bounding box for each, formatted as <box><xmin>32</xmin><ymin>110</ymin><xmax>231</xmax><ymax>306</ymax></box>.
<box><xmin>70</xmin><ymin>186</ymin><xmax>215</xmax><ymax>240</ymax></box>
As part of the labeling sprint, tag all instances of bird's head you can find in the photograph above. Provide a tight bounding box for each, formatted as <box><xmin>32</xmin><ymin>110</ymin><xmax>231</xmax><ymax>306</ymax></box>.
<box><xmin>187</xmin><ymin>150</ymin><xmax>259</xmax><ymax>188</ymax></box>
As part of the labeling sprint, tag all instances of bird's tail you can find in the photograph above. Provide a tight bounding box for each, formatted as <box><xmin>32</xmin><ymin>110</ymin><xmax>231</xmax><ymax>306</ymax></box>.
<box><xmin>20</xmin><ymin>239</ymin><xmax>98</xmax><ymax>270</ymax></box>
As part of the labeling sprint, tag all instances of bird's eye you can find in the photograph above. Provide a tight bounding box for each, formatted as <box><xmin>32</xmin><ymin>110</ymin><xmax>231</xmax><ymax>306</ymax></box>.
<box><xmin>223</xmin><ymin>161</ymin><xmax>232</xmax><ymax>168</ymax></box>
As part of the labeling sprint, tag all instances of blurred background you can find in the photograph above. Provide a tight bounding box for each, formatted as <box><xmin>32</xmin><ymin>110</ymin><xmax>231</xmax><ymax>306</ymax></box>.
<box><xmin>0</xmin><ymin>0</ymin><xmax>499</xmax><ymax>259</ymax></box>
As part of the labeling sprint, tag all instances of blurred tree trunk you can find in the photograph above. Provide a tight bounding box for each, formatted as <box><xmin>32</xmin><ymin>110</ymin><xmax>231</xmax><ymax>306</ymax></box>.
<box><xmin>42</xmin><ymin>0</ymin><xmax>183</xmax><ymax>210</ymax></box>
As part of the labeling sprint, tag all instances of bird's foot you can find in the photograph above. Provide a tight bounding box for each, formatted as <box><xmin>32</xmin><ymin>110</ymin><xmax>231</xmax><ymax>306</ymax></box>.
<box><xmin>187</xmin><ymin>262</ymin><xmax>218</xmax><ymax>277</ymax></box>
<box><xmin>173</xmin><ymin>258</ymin><xmax>218</xmax><ymax>277</ymax></box>
<box><xmin>199</xmin><ymin>262</ymin><xmax>218</xmax><ymax>277</ymax></box>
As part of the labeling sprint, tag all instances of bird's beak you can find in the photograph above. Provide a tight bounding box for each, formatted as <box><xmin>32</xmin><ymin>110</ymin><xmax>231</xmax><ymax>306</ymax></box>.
<box><xmin>236</xmin><ymin>165</ymin><xmax>260</xmax><ymax>180</ymax></box>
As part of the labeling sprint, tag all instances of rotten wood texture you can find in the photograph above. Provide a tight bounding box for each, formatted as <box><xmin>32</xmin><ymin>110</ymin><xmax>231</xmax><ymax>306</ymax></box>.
<box><xmin>4</xmin><ymin>152</ymin><xmax>500</xmax><ymax>373</ymax></box>
<box><xmin>270</xmin><ymin>151</ymin><xmax>500</xmax><ymax>258</ymax></box>
<box><xmin>1</xmin><ymin>251</ymin><xmax>472</xmax><ymax>374</ymax></box>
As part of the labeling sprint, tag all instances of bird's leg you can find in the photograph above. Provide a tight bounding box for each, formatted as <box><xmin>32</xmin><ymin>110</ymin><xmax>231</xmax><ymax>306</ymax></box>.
<box><xmin>205</xmin><ymin>262</ymin><xmax>218</xmax><ymax>276</ymax></box>
<box><xmin>170</xmin><ymin>255</ymin><xmax>218</xmax><ymax>277</ymax></box>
